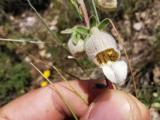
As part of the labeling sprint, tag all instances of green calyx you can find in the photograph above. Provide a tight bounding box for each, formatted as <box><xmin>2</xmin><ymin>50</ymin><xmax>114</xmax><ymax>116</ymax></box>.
<box><xmin>61</xmin><ymin>26</ymin><xmax>89</xmax><ymax>45</ymax></box>
<box><xmin>89</xmin><ymin>16</ymin><xmax>109</xmax><ymax>30</ymax></box>
<box><xmin>61</xmin><ymin>16</ymin><xmax>110</xmax><ymax>45</ymax></box>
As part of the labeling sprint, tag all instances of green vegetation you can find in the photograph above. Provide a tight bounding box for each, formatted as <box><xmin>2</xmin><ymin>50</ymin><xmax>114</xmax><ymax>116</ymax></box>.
<box><xmin>0</xmin><ymin>46</ymin><xmax>31</xmax><ymax>106</ymax></box>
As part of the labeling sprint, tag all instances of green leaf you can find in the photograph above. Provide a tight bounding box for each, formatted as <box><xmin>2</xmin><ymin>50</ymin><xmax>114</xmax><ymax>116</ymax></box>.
<box><xmin>98</xmin><ymin>18</ymin><xmax>109</xmax><ymax>30</ymax></box>
<box><xmin>61</xmin><ymin>28</ymin><xmax>73</xmax><ymax>34</ymax></box>
<box><xmin>89</xmin><ymin>16</ymin><xmax>98</xmax><ymax>28</ymax></box>
<box><xmin>75</xmin><ymin>26</ymin><xmax>89</xmax><ymax>35</ymax></box>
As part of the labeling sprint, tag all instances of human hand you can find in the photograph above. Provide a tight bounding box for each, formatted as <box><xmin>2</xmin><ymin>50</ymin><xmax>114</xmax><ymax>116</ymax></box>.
<box><xmin>0</xmin><ymin>80</ymin><xmax>150</xmax><ymax>120</ymax></box>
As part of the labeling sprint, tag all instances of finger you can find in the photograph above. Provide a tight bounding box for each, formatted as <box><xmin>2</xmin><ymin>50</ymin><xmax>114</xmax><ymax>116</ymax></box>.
<box><xmin>81</xmin><ymin>90</ymin><xmax>150</xmax><ymax>120</ymax></box>
<box><xmin>0</xmin><ymin>80</ymin><xmax>105</xmax><ymax>120</ymax></box>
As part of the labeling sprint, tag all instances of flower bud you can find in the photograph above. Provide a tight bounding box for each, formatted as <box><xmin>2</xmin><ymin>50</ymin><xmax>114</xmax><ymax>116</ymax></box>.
<box><xmin>85</xmin><ymin>27</ymin><xmax>120</xmax><ymax>65</ymax></box>
<box><xmin>68</xmin><ymin>38</ymin><xmax>85</xmax><ymax>56</ymax></box>
<box><xmin>96</xmin><ymin>0</ymin><xmax>117</xmax><ymax>12</ymax></box>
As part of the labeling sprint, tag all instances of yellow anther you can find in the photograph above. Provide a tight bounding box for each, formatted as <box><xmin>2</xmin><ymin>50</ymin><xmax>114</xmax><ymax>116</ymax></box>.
<box><xmin>96</xmin><ymin>48</ymin><xmax>119</xmax><ymax>64</ymax></box>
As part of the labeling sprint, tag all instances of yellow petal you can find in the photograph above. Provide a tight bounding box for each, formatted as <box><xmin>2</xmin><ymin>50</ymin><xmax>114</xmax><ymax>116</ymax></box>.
<box><xmin>40</xmin><ymin>81</ymin><xmax>48</xmax><ymax>87</ymax></box>
<box><xmin>43</xmin><ymin>70</ymin><xmax>51</xmax><ymax>79</ymax></box>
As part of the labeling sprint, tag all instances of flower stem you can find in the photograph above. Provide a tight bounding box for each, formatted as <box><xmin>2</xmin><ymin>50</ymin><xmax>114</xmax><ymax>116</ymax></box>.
<box><xmin>91</xmin><ymin>0</ymin><xmax>100</xmax><ymax>23</ymax></box>
<box><xmin>77</xmin><ymin>0</ymin><xmax>90</xmax><ymax>27</ymax></box>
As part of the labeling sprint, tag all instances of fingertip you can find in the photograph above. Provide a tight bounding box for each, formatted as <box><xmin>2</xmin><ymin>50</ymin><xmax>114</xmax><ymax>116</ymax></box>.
<box><xmin>128</xmin><ymin>94</ymin><xmax>150</xmax><ymax>120</ymax></box>
<box><xmin>81</xmin><ymin>90</ymin><xmax>149</xmax><ymax>120</ymax></box>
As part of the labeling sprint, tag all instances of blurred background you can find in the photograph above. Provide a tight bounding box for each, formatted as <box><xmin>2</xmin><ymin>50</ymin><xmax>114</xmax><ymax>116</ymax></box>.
<box><xmin>0</xmin><ymin>0</ymin><xmax>159</xmax><ymax>119</ymax></box>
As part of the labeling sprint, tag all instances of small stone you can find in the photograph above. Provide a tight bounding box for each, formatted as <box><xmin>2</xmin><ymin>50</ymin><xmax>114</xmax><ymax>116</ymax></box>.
<box><xmin>19</xmin><ymin>16</ymin><xmax>37</xmax><ymax>33</ymax></box>
<box><xmin>24</xmin><ymin>56</ymin><xmax>31</xmax><ymax>62</ymax></box>
<box><xmin>153</xmin><ymin>66</ymin><xmax>160</xmax><ymax>85</ymax></box>
<box><xmin>49</xmin><ymin>16</ymin><xmax>59</xmax><ymax>31</ymax></box>
<box><xmin>39</xmin><ymin>50</ymin><xmax>46</xmax><ymax>57</ymax></box>
<box><xmin>140</xmin><ymin>12</ymin><xmax>147</xmax><ymax>20</ymax></box>
<box><xmin>26</xmin><ymin>16</ymin><xmax>37</xmax><ymax>27</ymax></box>
<box><xmin>38</xmin><ymin>43</ymin><xmax>45</xmax><ymax>49</ymax></box>
<box><xmin>153</xmin><ymin>92</ymin><xmax>158</xmax><ymax>97</ymax></box>
<box><xmin>9</xmin><ymin>15</ymin><xmax>15</xmax><ymax>21</ymax></box>
<box><xmin>133</xmin><ymin>22</ymin><xmax>143</xmax><ymax>31</ymax></box>
<box><xmin>67</xmin><ymin>55</ymin><xmax>75</xmax><ymax>59</ymax></box>
<box><xmin>46</xmin><ymin>53</ymin><xmax>52</xmax><ymax>58</ymax></box>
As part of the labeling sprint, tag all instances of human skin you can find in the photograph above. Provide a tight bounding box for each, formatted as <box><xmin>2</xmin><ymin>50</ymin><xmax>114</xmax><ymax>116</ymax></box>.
<box><xmin>0</xmin><ymin>80</ymin><xmax>150</xmax><ymax>120</ymax></box>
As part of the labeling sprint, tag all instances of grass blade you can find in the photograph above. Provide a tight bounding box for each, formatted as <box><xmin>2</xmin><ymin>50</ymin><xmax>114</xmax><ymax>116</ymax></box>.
<box><xmin>29</xmin><ymin>55</ymin><xmax>87</xmax><ymax>104</ymax></box>
<box><xmin>107</xmin><ymin>18</ymin><xmax>137</xmax><ymax>96</ymax></box>
<box><xmin>0</xmin><ymin>38</ymin><xmax>46</xmax><ymax>44</ymax></box>
<box><xmin>26</xmin><ymin>0</ymin><xmax>61</xmax><ymax>45</ymax></box>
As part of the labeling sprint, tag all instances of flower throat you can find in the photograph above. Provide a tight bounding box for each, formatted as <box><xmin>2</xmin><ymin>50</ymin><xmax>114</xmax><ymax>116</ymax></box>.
<box><xmin>96</xmin><ymin>48</ymin><xmax>119</xmax><ymax>64</ymax></box>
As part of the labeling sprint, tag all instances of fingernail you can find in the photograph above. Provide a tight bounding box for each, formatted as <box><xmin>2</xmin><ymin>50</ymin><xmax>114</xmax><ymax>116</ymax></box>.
<box><xmin>84</xmin><ymin>102</ymin><xmax>95</xmax><ymax>119</ymax></box>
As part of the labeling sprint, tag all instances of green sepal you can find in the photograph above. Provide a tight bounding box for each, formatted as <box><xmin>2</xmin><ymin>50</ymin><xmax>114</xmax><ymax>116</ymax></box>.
<box><xmin>75</xmin><ymin>26</ymin><xmax>89</xmax><ymax>35</ymax></box>
<box><xmin>98</xmin><ymin>18</ymin><xmax>109</xmax><ymax>30</ymax></box>
<box><xmin>61</xmin><ymin>28</ymin><xmax>73</xmax><ymax>34</ymax></box>
<box><xmin>71</xmin><ymin>31</ymin><xmax>81</xmax><ymax>45</ymax></box>
<box><xmin>61</xmin><ymin>25</ymin><xmax>89</xmax><ymax>45</ymax></box>
<box><xmin>89</xmin><ymin>16</ymin><xmax>98</xmax><ymax>28</ymax></box>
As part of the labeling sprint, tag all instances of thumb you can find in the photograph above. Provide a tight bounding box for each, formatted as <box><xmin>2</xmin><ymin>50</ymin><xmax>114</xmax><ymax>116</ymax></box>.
<box><xmin>81</xmin><ymin>90</ymin><xmax>150</xmax><ymax>120</ymax></box>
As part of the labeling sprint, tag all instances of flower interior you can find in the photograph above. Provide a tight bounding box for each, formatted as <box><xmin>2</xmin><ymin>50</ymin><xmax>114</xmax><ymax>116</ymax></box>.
<box><xmin>96</xmin><ymin>48</ymin><xmax>119</xmax><ymax>64</ymax></box>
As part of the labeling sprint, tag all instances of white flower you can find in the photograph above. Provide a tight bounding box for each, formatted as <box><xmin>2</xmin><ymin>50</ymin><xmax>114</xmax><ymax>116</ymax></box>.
<box><xmin>85</xmin><ymin>27</ymin><xmax>127</xmax><ymax>85</ymax></box>
<box><xmin>101</xmin><ymin>61</ymin><xmax>128</xmax><ymax>85</ymax></box>
<box><xmin>68</xmin><ymin>38</ymin><xmax>85</xmax><ymax>56</ymax></box>
<box><xmin>85</xmin><ymin>27</ymin><xmax>120</xmax><ymax>65</ymax></box>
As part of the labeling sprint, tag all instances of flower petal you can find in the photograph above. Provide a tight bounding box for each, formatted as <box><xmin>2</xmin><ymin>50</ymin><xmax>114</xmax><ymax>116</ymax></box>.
<box><xmin>101</xmin><ymin>61</ymin><xmax>128</xmax><ymax>85</ymax></box>
<box><xmin>111</xmin><ymin>60</ymin><xmax>128</xmax><ymax>85</ymax></box>
<box><xmin>101</xmin><ymin>64</ymin><xmax>117</xmax><ymax>84</ymax></box>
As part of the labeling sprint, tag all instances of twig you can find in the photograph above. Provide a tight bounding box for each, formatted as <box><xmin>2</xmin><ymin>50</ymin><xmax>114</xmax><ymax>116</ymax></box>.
<box><xmin>30</xmin><ymin>62</ymin><xmax>78</xmax><ymax>120</ymax></box>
